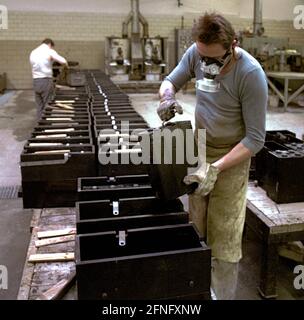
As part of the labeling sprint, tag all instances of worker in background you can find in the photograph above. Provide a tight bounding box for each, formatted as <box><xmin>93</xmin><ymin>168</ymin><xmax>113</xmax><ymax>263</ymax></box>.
<box><xmin>30</xmin><ymin>38</ymin><xmax>67</xmax><ymax>118</ymax></box>
<box><xmin>157</xmin><ymin>12</ymin><xmax>268</xmax><ymax>299</ymax></box>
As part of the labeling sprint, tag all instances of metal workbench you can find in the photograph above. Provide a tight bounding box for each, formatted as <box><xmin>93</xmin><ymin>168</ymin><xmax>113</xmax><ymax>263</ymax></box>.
<box><xmin>266</xmin><ymin>72</ymin><xmax>304</xmax><ymax>112</ymax></box>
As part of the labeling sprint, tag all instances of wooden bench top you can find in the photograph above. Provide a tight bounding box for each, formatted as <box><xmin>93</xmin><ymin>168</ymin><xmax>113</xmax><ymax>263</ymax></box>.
<box><xmin>247</xmin><ymin>182</ymin><xmax>304</xmax><ymax>234</ymax></box>
<box><xmin>18</xmin><ymin>208</ymin><xmax>77</xmax><ymax>300</ymax></box>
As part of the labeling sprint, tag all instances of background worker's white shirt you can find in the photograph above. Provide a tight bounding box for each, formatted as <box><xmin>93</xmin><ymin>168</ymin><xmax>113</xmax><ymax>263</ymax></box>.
<box><xmin>30</xmin><ymin>43</ymin><xmax>67</xmax><ymax>79</ymax></box>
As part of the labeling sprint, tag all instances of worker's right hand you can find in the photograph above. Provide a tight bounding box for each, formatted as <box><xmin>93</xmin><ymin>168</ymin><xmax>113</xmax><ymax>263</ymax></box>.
<box><xmin>157</xmin><ymin>91</ymin><xmax>183</xmax><ymax>122</ymax></box>
<box><xmin>184</xmin><ymin>163</ymin><xmax>220</xmax><ymax>197</ymax></box>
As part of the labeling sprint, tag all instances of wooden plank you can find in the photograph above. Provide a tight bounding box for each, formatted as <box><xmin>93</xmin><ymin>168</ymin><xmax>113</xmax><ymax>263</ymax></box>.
<box><xmin>247</xmin><ymin>184</ymin><xmax>304</xmax><ymax>229</ymax></box>
<box><xmin>269</xmin><ymin>222</ymin><xmax>304</xmax><ymax>234</ymax></box>
<box><xmin>249</xmin><ymin>196</ymin><xmax>276</xmax><ymax>206</ymax></box>
<box><xmin>278</xmin><ymin>241</ymin><xmax>304</xmax><ymax>263</ymax></box>
<box><xmin>35</xmin><ymin>134</ymin><xmax>68</xmax><ymax>138</ymax></box>
<box><xmin>49</xmin><ymin>109</ymin><xmax>75</xmax><ymax>114</ymax></box>
<box><xmin>29</xmin><ymin>283</ymin><xmax>77</xmax><ymax>300</ymax></box>
<box><xmin>35</xmin><ymin>235</ymin><xmax>75</xmax><ymax>247</ymax></box>
<box><xmin>37</xmin><ymin>241</ymin><xmax>75</xmax><ymax>254</ymax></box>
<box><xmin>246</xmin><ymin>201</ymin><xmax>276</xmax><ymax>228</ymax></box>
<box><xmin>246</xmin><ymin>206</ymin><xmax>271</xmax><ymax>241</ymax></box>
<box><xmin>276</xmin><ymin>202</ymin><xmax>304</xmax><ymax>214</ymax></box>
<box><xmin>44</xmin><ymin>128</ymin><xmax>75</xmax><ymax>133</ymax></box>
<box><xmin>56</xmin><ymin>85</ymin><xmax>76</xmax><ymax>91</ymax></box>
<box><xmin>45</xmin><ymin>118</ymin><xmax>73</xmax><ymax>121</ymax></box>
<box><xmin>35</xmin><ymin>272</ymin><xmax>76</xmax><ymax>300</ymax></box>
<box><xmin>33</xmin><ymin>261</ymin><xmax>75</xmax><ymax>273</ymax></box>
<box><xmin>37</xmin><ymin>224</ymin><xmax>75</xmax><ymax>232</ymax></box>
<box><xmin>39</xmin><ymin>215</ymin><xmax>76</xmax><ymax>228</ymax></box>
<box><xmin>17</xmin><ymin>209</ymin><xmax>41</xmax><ymax>300</ymax></box>
<box><xmin>29</xmin><ymin>285</ymin><xmax>53</xmax><ymax>300</ymax></box>
<box><xmin>28</xmin><ymin>253</ymin><xmax>75</xmax><ymax>263</ymax></box>
<box><xmin>29</xmin><ymin>142</ymin><xmax>64</xmax><ymax>146</ymax></box>
<box><xmin>247</xmin><ymin>187</ymin><xmax>280</xmax><ymax>225</ymax></box>
<box><xmin>249</xmin><ymin>201</ymin><xmax>279</xmax><ymax>217</ymax></box>
<box><xmin>247</xmin><ymin>198</ymin><xmax>304</xmax><ymax>235</ymax></box>
<box><xmin>267</xmin><ymin>212</ymin><xmax>304</xmax><ymax>221</ymax></box>
<box><xmin>249</xmin><ymin>197</ymin><xmax>276</xmax><ymax>207</ymax></box>
<box><xmin>268</xmin><ymin>229</ymin><xmax>304</xmax><ymax>243</ymax></box>
<box><xmin>247</xmin><ymin>183</ymin><xmax>269</xmax><ymax>200</ymax></box>
<box><xmin>54</xmin><ymin>104</ymin><xmax>74</xmax><ymax>109</ymax></box>
<box><xmin>31</xmin><ymin>266</ymin><xmax>75</xmax><ymax>286</ymax></box>
<box><xmin>29</xmin><ymin>261</ymin><xmax>76</xmax><ymax>299</ymax></box>
<box><xmin>55</xmin><ymin>100</ymin><xmax>75</xmax><ymax>104</ymax></box>
<box><xmin>247</xmin><ymin>183</ymin><xmax>304</xmax><ymax>216</ymax></box>
<box><xmin>34</xmin><ymin>150</ymin><xmax>71</xmax><ymax>155</ymax></box>
<box><xmin>37</xmin><ymin>228</ymin><xmax>76</xmax><ymax>239</ymax></box>
<box><xmin>41</xmin><ymin>207</ymin><xmax>76</xmax><ymax>217</ymax></box>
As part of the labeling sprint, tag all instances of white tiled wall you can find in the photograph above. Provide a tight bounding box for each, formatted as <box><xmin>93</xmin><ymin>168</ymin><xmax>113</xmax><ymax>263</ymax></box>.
<box><xmin>0</xmin><ymin>10</ymin><xmax>303</xmax><ymax>89</ymax></box>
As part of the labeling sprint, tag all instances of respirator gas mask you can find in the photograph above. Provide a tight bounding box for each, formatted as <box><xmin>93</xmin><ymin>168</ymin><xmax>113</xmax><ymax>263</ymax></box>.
<box><xmin>196</xmin><ymin>50</ymin><xmax>232</xmax><ymax>93</ymax></box>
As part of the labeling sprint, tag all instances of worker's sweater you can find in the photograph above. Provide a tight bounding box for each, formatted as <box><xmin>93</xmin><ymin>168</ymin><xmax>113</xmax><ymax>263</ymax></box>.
<box><xmin>166</xmin><ymin>44</ymin><xmax>268</xmax><ymax>155</ymax></box>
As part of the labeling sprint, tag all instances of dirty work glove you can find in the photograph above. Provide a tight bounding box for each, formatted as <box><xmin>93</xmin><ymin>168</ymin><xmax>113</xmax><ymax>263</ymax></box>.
<box><xmin>157</xmin><ymin>90</ymin><xmax>183</xmax><ymax>122</ymax></box>
<box><xmin>183</xmin><ymin>163</ymin><xmax>220</xmax><ymax>197</ymax></box>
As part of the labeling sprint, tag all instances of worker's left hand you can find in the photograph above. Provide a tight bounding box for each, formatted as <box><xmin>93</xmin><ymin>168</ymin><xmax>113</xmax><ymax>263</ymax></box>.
<box><xmin>183</xmin><ymin>163</ymin><xmax>220</xmax><ymax>197</ymax></box>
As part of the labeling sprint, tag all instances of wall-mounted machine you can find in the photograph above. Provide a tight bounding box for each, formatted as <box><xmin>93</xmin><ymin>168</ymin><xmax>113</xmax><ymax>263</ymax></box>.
<box><xmin>106</xmin><ymin>38</ymin><xmax>131</xmax><ymax>81</ymax></box>
<box><xmin>105</xmin><ymin>0</ymin><xmax>168</xmax><ymax>82</ymax></box>
<box><xmin>143</xmin><ymin>37</ymin><xmax>167</xmax><ymax>81</ymax></box>
<box><xmin>239</xmin><ymin>0</ymin><xmax>304</xmax><ymax>73</ymax></box>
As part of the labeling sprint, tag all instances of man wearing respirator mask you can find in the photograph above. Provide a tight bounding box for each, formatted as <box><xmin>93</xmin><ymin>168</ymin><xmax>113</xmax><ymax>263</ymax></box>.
<box><xmin>157</xmin><ymin>12</ymin><xmax>268</xmax><ymax>299</ymax></box>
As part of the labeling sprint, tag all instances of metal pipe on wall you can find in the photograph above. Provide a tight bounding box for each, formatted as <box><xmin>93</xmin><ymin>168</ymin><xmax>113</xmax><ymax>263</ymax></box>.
<box><xmin>139</xmin><ymin>13</ymin><xmax>149</xmax><ymax>38</ymax></box>
<box><xmin>122</xmin><ymin>12</ymin><xmax>132</xmax><ymax>38</ymax></box>
<box><xmin>131</xmin><ymin>0</ymin><xmax>140</xmax><ymax>35</ymax></box>
<box><xmin>122</xmin><ymin>0</ymin><xmax>149</xmax><ymax>38</ymax></box>
<box><xmin>253</xmin><ymin>0</ymin><xmax>264</xmax><ymax>36</ymax></box>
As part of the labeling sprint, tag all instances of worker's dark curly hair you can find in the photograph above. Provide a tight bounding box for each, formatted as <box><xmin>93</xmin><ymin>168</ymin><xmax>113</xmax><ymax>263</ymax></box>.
<box><xmin>192</xmin><ymin>12</ymin><xmax>236</xmax><ymax>49</ymax></box>
<box><xmin>42</xmin><ymin>38</ymin><xmax>55</xmax><ymax>47</ymax></box>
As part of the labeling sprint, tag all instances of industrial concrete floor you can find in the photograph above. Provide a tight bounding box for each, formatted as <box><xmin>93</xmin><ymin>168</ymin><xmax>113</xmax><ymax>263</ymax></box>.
<box><xmin>0</xmin><ymin>89</ymin><xmax>304</xmax><ymax>300</ymax></box>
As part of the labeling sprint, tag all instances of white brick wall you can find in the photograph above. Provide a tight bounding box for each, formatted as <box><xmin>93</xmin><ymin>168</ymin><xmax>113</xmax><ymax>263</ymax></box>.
<box><xmin>2</xmin><ymin>11</ymin><xmax>301</xmax><ymax>43</ymax></box>
<box><xmin>2</xmin><ymin>0</ymin><xmax>302</xmax><ymax>21</ymax></box>
<box><xmin>0</xmin><ymin>10</ymin><xmax>303</xmax><ymax>89</ymax></box>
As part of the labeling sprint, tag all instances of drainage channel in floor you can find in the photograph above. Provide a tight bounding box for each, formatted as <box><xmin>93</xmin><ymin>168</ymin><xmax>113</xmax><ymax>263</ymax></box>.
<box><xmin>0</xmin><ymin>185</ymin><xmax>21</xmax><ymax>199</ymax></box>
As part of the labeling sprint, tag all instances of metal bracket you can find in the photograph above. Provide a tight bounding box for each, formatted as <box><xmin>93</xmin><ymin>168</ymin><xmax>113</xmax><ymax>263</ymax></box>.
<box><xmin>118</xmin><ymin>230</ymin><xmax>126</xmax><ymax>247</ymax></box>
<box><xmin>112</xmin><ymin>201</ymin><xmax>119</xmax><ymax>216</ymax></box>
<box><xmin>107</xmin><ymin>176</ymin><xmax>116</xmax><ymax>184</ymax></box>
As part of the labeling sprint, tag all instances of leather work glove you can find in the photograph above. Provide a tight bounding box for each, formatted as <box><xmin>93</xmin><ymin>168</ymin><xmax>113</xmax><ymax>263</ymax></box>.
<box><xmin>183</xmin><ymin>163</ymin><xmax>220</xmax><ymax>197</ymax></box>
<box><xmin>157</xmin><ymin>90</ymin><xmax>183</xmax><ymax>122</ymax></box>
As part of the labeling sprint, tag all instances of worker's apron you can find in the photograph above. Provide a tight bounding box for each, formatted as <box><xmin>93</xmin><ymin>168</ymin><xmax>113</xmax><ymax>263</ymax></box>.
<box><xmin>189</xmin><ymin>144</ymin><xmax>251</xmax><ymax>263</ymax></box>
